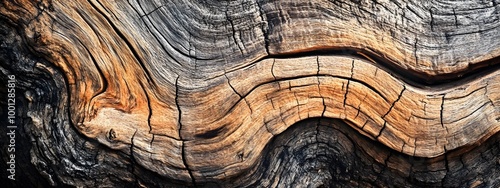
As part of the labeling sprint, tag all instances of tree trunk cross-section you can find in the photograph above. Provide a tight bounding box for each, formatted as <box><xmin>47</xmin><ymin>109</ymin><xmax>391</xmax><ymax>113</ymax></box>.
<box><xmin>0</xmin><ymin>0</ymin><xmax>499</xmax><ymax>187</ymax></box>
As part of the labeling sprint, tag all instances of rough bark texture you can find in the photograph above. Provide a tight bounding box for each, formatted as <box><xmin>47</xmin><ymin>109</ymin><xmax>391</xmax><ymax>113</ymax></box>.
<box><xmin>1</xmin><ymin>0</ymin><xmax>499</xmax><ymax>187</ymax></box>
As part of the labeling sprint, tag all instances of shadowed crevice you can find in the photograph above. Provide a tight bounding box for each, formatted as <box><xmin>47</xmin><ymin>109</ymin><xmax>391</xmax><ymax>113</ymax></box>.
<box><xmin>222</xmin><ymin>118</ymin><xmax>500</xmax><ymax>187</ymax></box>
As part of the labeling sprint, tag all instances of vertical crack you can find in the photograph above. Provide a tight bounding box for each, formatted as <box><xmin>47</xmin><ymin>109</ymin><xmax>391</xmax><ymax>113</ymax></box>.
<box><xmin>135</xmin><ymin>5</ymin><xmax>182</xmax><ymax>66</ymax></box>
<box><xmin>88</xmin><ymin>0</ymin><xmax>156</xmax><ymax>86</ymax></box>
<box><xmin>429</xmin><ymin>8</ymin><xmax>434</xmax><ymax>32</ymax></box>
<box><xmin>354</xmin><ymin>107</ymin><xmax>361</xmax><ymax>120</ymax></box>
<box><xmin>378</xmin><ymin>85</ymin><xmax>405</xmax><ymax>139</ymax></box>
<box><xmin>279</xmin><ymin>107</ymin><xmax>287</xmax><ymax>126</ymax></box>
<box><xmin>453</xmin><ymin>8</ymin><xmax>458</xmax><ymax>28</ymax></box>
<box><xmin>225</xmin><ymin>6</ymin><xmax>243</xmax><ymax>54</ymax></box>
<box><xmin>129</xmin><ymin>129</ymin><xmax>139</xmax><ymax>185</ymax></box>
<box><xmin>139</xmin><ymin>5</ymin><xmax>165</xmax><ymax>18</ymax></box>
<box><xmin>175</xmin><ymin>76</ymin><xmax>196</xmax><ymax>186</ymax></box>
<box><xmin>442</xmin><ymin>146</ymin><xmax>450</xmax><ymax>187</ymax></box>
<box><xmin>361</xmin><ymin>121</ymin><xmax>368</xmax><ymax>130</ymax></box>
<box><xmin>414</xmin><ymin>37</ymin><xmax>419</xmax><ymax>66</ymax></box>
<box><xmin>293</xmin><ymin>92</ymin><xmax>300</xmax><ymax>119</ymax></box>
<box><xmin>440</xmin><ymin>94</ymin><xmax>445</xmax><ymax>128</ymax></box>
<box><xmin>485</xmin><ymin>81</ymin><xmax>495</xmax><ymax>107</ymax></box>
<box><xmin>150</xmin><ymin>134</ymin><xmax>154</xmax><ymax>148</ymax></box>
<box><xmin>264</xmin><ymin>119</ymin><xmax>275</xmax><ymax>136</ymax></box>
<box><xmin>256</xmin><ymin>0</ymin><xmax>270</xmax><ymax>55</ymax></box>
<box><xmin>316</xmin><ymin>56</ymin><xmax>320</xmax><ymax>75</ymax></box>
<box><xmin>316</xmin><ymin>56</ymin><xmax>326</xmax><ymax>117</ymax></box>
<box><xmin>138</xmin><ymin>80</ymin><xmax>156</xmax><ymax>152</ymax></box>
<box><xmin>271</xmin><ymin>58</ymin><xmax>277</xmax><ymax>80</ymax></box>
<box><xmin>352</xmin><ymin>5</ymin><xmax>363</xmax><ymax>26</ymax></box>
<box><xmin>224</xmin><ymin>73</ymin><xmax>240</xmax><ymax>97</ymax></box>
<box><xmin>188</xmin><ymin>33</ymin><xmax>195</xmax><ymax>70</ymax></box>
<box><xmin>73</xmin><ymin>36</ymin><xmax>108</xmax><ymax>117</ymax></box>
<box><xmin>343</xmin><ymin>60</ymin><xmax>354</xmax><ymax>107</ymax></box>
<box><xmin>382</xmin><ymin>85</ymin><xmax>406</xmax><ymax>119</ymax></box>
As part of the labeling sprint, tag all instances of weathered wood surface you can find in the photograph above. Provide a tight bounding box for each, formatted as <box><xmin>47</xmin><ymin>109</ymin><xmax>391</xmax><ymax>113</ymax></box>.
<box><xmin>1</xmin><ymin>0</ymin><xmax>499</xmax><ymax>187</ymax></box>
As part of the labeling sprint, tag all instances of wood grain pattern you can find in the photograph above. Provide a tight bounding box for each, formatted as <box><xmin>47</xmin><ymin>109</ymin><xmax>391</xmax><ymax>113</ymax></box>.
<box><xmin>1</xmin><ymin>0</ymin><xmax>499</xmax><ymax>186</ymax></box>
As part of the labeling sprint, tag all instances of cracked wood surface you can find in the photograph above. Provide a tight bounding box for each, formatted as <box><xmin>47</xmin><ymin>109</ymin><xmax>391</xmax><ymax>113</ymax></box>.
<box><xmin>1</xmin><ymin>0</ymin><xmax>500</xmax><ymax>187</ymax></box>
